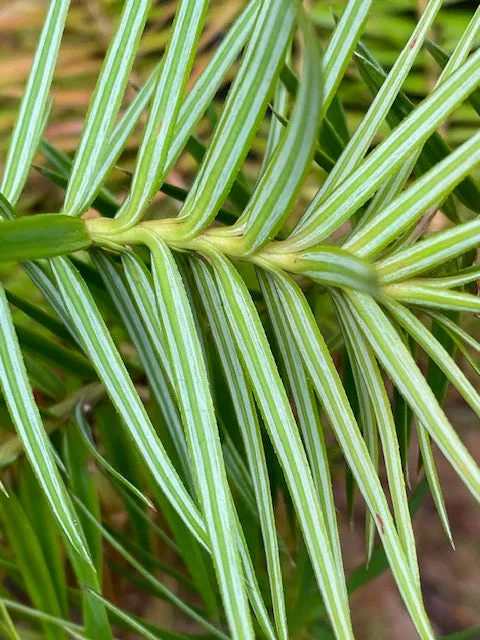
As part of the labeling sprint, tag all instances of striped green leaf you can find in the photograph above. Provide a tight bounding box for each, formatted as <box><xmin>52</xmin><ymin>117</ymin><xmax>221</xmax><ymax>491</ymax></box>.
<box><xmin>178</xmin><ymin>0</ymin><xmax>297</xmax><ymax>237</ymax></box>
<box><xmin>190</xmin><ymin>257</ymin><xmax>288</xmax><ymax>640</ymax></box>
<box><xmin>116</xmin><ymin>0</ymin><xmax>209</xmax><ymax>227</ymax></box>
<box><xmin>1</xmin><ymin>0</ymin><xmax>70</xmax><ymax>203</ymax></box>
<box><xmin>233</xmin><ymin>11</ymin><xmax>322</xmax><ymax>253</ymax></box>
<box><xmin>258</xmin><ymin>270</ymin><xmax>343</xmax><ymax>573</ymax></box>
<box><xmin>269</xmin><ymin>272</ymin><xmax>434</xmax><ymax>638</ymax></box>
<box><xmin>416</xmin><ymin>421</ymin><xmax>454</xmax><ymax>546</ymax></box>
<box><xmin>63</xmin><ymin>0</ymin><xmax>152</xmax><ymax>216</ymax></box>
<box><xmin>287</xmin><ymin>48</ymin><xmax>480</xmax><ymax>249</ymax></box>
<box><xmin>49</xmin><ymin>256</ymin><xmax>207</xmax><ymax>544</ymax></box>
<box><xmin>83</xmin><ymin>0</ymin><xmax>259</xmax><ymax>212</ymax></box>
<box><xmin>72</xmin><ymin>498</ymin><xmax>228</xmax><ymax>640</ymax></box>
<box><xmin>384</xmin><ymin>300</ymin><xmax>480</xmax><ymax>417</ymax></box>
<box><xmin>384</xmin><ymin>283</ymin><xmax>480</xmax><ymax>314</ymax></box>
<box><xmin>345</xmin><ymin>291</ymin><xmax>480</xmax><ymax>504</ymax></box>
<box><xmin>344</xmin><ymin>130</ymin><xmax>480</xmax><ymax>258</ymax></box>
<box><xmin>333</xmin><ymin>292</ymin><xmax>421</xmax><ymax>585</ymax></box>
<box><xmin>0</xmin><ymin>289</ymin><xmax>109</xmax><ymax>625</ymax></box>
<box><xmin>377</xmin><ymin>217</ymin><xmax>480</xmax><ymax>284</ymax></box>
<box><xmin>143</xmin><ymin>233</ymin><xmax>254</xmax><ymax>638</ymax></box>
<box><xmin>209</xmin><ymin>252</ymin><xmax>354</xmax><ymax>639</ymax></box>
<box><xmin>302</xmin><ymin>0</ymin><xmax>442</xmax><ymax>224</ymax></box>
<box><xmin>92</xmin><ymin>251</ymin><xmax>191</xmax><ymax>487</ymax></box>
<box><xmin>320</xmin><ymin>0</ymin><xmax>373</xmax><ymax>117</ymax></box>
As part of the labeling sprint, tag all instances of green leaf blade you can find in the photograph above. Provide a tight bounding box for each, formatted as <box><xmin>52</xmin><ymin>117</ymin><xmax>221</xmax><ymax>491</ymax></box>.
<box><xmin>145</xmin><ymin>235</ymin><xmax>255</xmax><ymax>638</ymax></box>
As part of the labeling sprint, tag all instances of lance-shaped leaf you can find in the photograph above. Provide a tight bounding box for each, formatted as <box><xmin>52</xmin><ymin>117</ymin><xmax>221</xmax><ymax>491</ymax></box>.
<box><xmin>208</xmin><ymin>252</ymin><xmax>354</xmax><ymax>639</ymax></box>
<box><xmin>62</xmin><ymin>0</ymin><xmax>152</xmax><ymax>216</ymax></box>
<box><xmin>333</xmin><ymin>293</ymin><xmax>421</xmax><ymax>584</ymax></box>
<box><xmin>377</xmin><ymin>217</ymin><xmax>480</xmax><ymax>284</ymax></box>
<box><xmin>0</xmin><ymin>286</ymin><xmax>111</xmax><ymax>639</ymax></box>
<box><xmin>345</xmin><ymin>291</ymin><xmax>480</xmax><ymax>504</ymax></box>
<box><xmin>143</xmin><ymin>233</ymin><xmax>254</xmax><ymax>638</ymax></box>
<box><xmin>320</xmin><ymin>0</ymin><xmax>373</xmax><ymax>117</ymax></box>
<box><xmin>92</xmin><ymin>251</ymin><xmax>192</xmax><ymax>487</ymax></box>
<box><xmin>82</xmin><ymin>0</ymin><xmax>259</xmax><ymax>212</ymax></box>
<box><xmin>384</xmin><ymin>299</ymin><xmax>480</xmax><ymax>417</ymax></box>
<box><xmin>384</xmin><ymin>283</ymin><xmax>480</xmax><ymax>314</ymax></box>
<box><xmin>286</xmin><ymin>48</ymin><xmax>480</xmax><ymax>249</ymax></box>
<box><xmin>232</xmin><ymin>11</ymin><xmax>322</xmax><ymax>254</ymax></box>
<box><xmin>49</xmin><ymin>256</ymin><xmax>207</xmax><ymax>543</ymax></box>
<box><xmin>116</xmin><ymin>0</ymin><xmax>209</xmax><ymax>227</ymax></box>
<box><xmin>190</xmin><ymin>256</ymin><xmax>288</xmax><ymax>640</ymax></box>
<box><xmin>343</xmin><ymin>129</ymin><xmax>480</xmax><ymax>258</ymax></box>
<box><xmin>269</xmin><ymin>272</ymin><xmax>434</xmax><ymax>638</ymax></box>
<box><xmin>178</xmin><ymin>0</ymin><xmax>297</xmax><ymax>237</ymax></box>
<box><xmin>258</xmin><ymin>270</ymin><xmax>343</xmax><ymax>574</ymax></box>
<box><xmin>300</xmin><ymin>0</ymin><xmax>441</xmax><ymax>230</ymax></box>
<box><xmin>1</xmin><ymin>0</ymin><xmax>70</xmax><ymax>203</ymax></box>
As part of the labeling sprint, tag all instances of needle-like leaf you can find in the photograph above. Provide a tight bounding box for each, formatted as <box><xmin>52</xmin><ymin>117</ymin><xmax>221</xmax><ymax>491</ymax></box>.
<box><xmin>62</xmin><ymin>0</ymin><xmax>152</xmax><ymax>216</ymax></box>
<box><xmin>258</xmin><ymin>270</ymin><xmax>343</xmax><ymax>573</ymax></box>
<box><xmin>72</xmin><ymin>499</ymin><xmax>228</xmax><ymax>640</ymax></box>
<box><xmin>0</xmin><ymin>287</ymin><xmax>111</xmax><ymax>638</ymax></box>
<box><xmin>1</xmin><ymin>0</ymin><xmax>70</xmax><ymax>203</ymax></box>
<box><xmin>49</xmin><ymin>256</ymin><xmax>207</xmax><ymax>544</ymax></box>
<box><xmin>116</xmin><ymin>0</ymin><xmax>209</xmax><ymax>227</ymax></box>
<box><xmin>300</xmin><ymin>0</ymin><xmax>442</xmax><ymax>229</ymax></box>
<box><xmin>0</xmin><ymin>489</ymin><xmax>66</xmax><ymax>640</ymax></box>
<box><xmin>92</xmin><ymin>251</ymin><xmax>192</xmax><ymax>487</ymax></box>
<box><xmin>233</xmin><ymin>11</ymin><xmax>322</xmax><ymax>253</ymax></box>
<box><xmin>333</xmin><ymin>292</ymin><xmax>421</xmax><ymax>584</ymax></box>
<box><xmin>190</xmin><ymin>257</ymin><xmax>288</xmax><ymax>640</ymax></box>
<box><xmin>320</xmin><ymin>0</ymin><xmax>373</xmax><ymax>117</ymax></box>
<box><xmin>143</xmin><ymin>233</ymin><xmax>254</xmax><ymax>638</ymax></box>
<box><xmin>346</xmin><ymin>291</ymin><xmax>480</xmax><ymax>504</ymax></box>
<box><xmin>287</xmin><ymin>48</ymin><xmax>480</xmax><ymax>249</ymax></box>
<box><xmin>82</xmin><ymin>0</ymin><xmax>259</xmax><ymax>213</ymax></box>
<box><xmin>269</xmin><ymin>272</ymin><xmax>434</xmax><ymax>638</ymax></box>
<box><xmin>377</xmin><ymin>217</ymin><xmax>480</xmax><ymax>284</ymax></box>
<box><xmin>344</xmin><ymin>130</ymin><xmax>480</xmax><ymax>258</ymax></box>
<box><xmin>209</xmin><ymin>252</ymin><xmax>354</xmax><ymax>639</ymax></box>
<box><xmin>384</xmin><ymin>299</ymin><xmax>480</xmax><ymax>417</ymax></box>
<box><xmin>384</xmin><ymin>283</ymin><xmax>480</xmax><ymax>314</ymax></box>
<box><xmin>178</xmin><ymin>0</ymin><xmax>297</xmax><ymax>237</ymax></box>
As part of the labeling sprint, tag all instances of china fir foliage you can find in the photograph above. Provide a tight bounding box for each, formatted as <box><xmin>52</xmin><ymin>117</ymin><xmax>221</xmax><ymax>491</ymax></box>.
<box><xmin>0</xmin><ymin>1</ymin><xmax>479</xmax><ymax>638</ymax></box>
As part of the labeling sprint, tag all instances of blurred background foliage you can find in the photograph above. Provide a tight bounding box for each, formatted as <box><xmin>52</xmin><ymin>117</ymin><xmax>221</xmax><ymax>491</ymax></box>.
<box><xmin>0</xmin><ymin>1</ymin><xmax>479</xmax><ymax>637</ymax></box>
